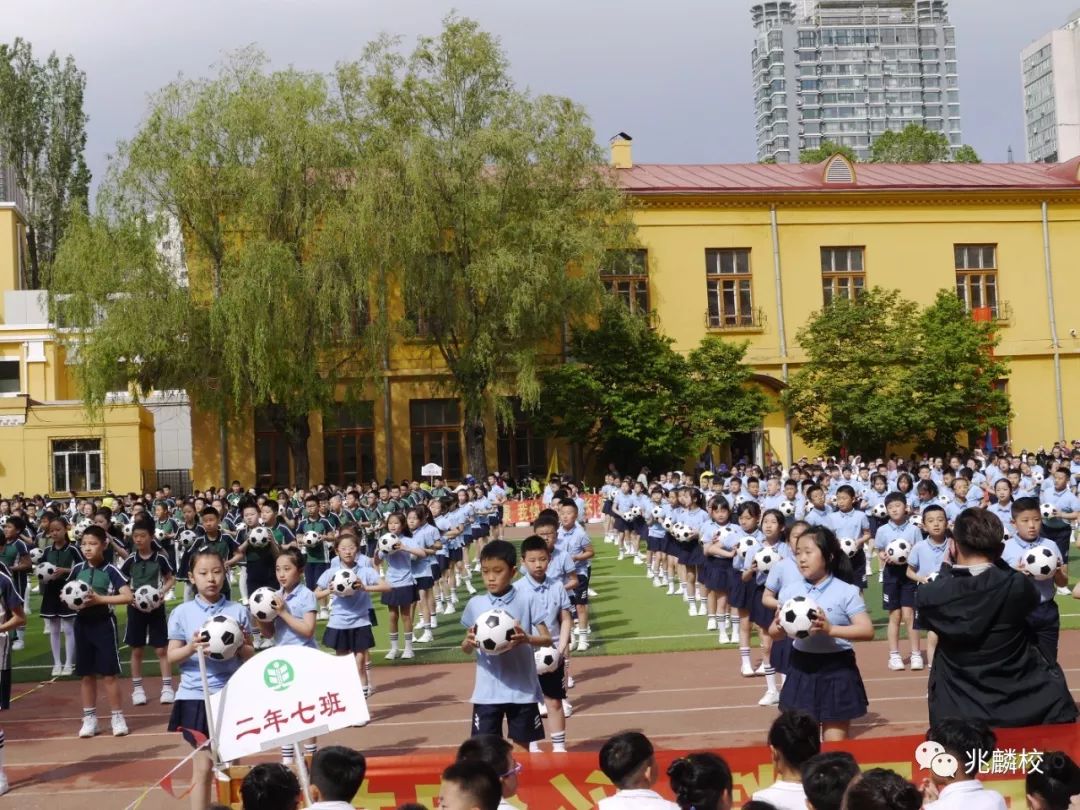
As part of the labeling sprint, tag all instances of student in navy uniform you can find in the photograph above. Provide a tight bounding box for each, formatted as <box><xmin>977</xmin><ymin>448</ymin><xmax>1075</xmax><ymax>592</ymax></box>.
<box><xmin>768</xmin><ymin>526</ymin><xmax>874</xmax><ymax>741</ymax></box>
<box><xmin>0</xmin><ymin>518</ymin><xmax>30</xmax><ymax>651</ymax></box>
<box><xmin>917</xmin><ymin>508</ymin><xmax>1077</xmax><ymax>728</ymax></box>
<box><xmin>1001</xmin><ymin>497</ymin><xmax>1067</xmax><ymax>664</ymax></box>
<box><xmin>40</xmin><ymin>516</ymin><xmax>82</xmax><ymax>677</ymax></box>
<box><xmin>180</xmin><ymin>506</ymin><xmax>238</xmax><ymax>601</ymax></box>
<box><xmin>461</xmin><ymin>540</ymin><xmax>551</xmax><ymax>751</ymax></box>
<box><xmin>873</xmin><ymin>492</ymin><xmax>924</xmax><ymax>672</ymax></box>
<box><xmin>69</xmin><ymin>525</ymin><xmax>133</xmax><ymax>738</ymax></box>
<box><xmin>152</xmin><ymin>501</ymin><xmax>179</xmax><ymax>596</ymax></box>
<box><xmin>167</xmin><ymin>547</ymin><xmax>254</xmax><ymax>810</ymax></box>
<box><xmin>91</xmin><ymin>508</ymin><xmax>130</xmax><ymax>567</ymax></box>
<box><xmin>119</xmin><ymin>517</ymin><xmax>176</xmax><ymax>707</ymax></box>
<box><xmin>0</xmin><ymin>566</ymin><xmax>26</xmax><ymax>795</ymax></box>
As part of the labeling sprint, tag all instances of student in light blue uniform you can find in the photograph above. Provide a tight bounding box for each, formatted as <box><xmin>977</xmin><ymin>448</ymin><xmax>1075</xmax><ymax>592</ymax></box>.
<box><xmin>406</xmin><ymin>506</ymin><xmax>440</xmax><ymax>645</ymax></box>
<box><xmin>905</xmin><ymin>504</ymin><xmax>950</xmax><ymax>670</ymax></box>
<box><xmin>730</xmin><ymin>501</ymin><xmax>764</xmax><ymax>677</ymax></box>
<box><xmin>461</xmin><ymin>540</ymin><xmax>550</xmax><ymax>750</ymax></box>
<box><xmin>748</xmin><ymin>508</ymin><xmax>793</xmax><ymax>707</ymax></box>
<box><xmin>645</xmin><ymin>487</ymin><xmax>669</xmax><ymax>587</ymax></box>
<box><xmin>700</xmin><ymin>496</ymin><xmax>736</xmax><ymax>643</ymax></box>
<box><xmin>167</xmin><ymin>547</ymin><xmax>253</xmax><ymax>810</ymax></box>
<box><xmin>431</xmin><ymin>496</ymin><xmax>461</xmax><ymax>616</ymax></box>
<box><xmin>612</xmin><ymin>480</ymin><xmax>638</xmax><ymax>562</ymax></box>
<box><xmin>762</xmin><ymin>519</ymin><xmax>811</xmax><ymax>687</ymax></box>
<box><xmin>769</xmin><ymin>526</ymin><xmax>873</xmax><ymax>741</ymax></box>
<box><xmin>678</xmin><ymin>488</ymin><xmax>711</xmax><ymax>618</ymax></box>
<box><xmin>986</xmin><ymin>478</ymin><xmax>1017</xmax><ymax>540</ymax></box>
<box><xmin>379</xmin><ymin>512</ymin><xmax>429</xmax><ymax>661</ymax></box>
<box><xmin>802</xmin><ymin>486</ymin><xmax>832</xmax><ymax>528</ymax></box>
<box><xmin>1039</xmin><ymin>467</ymin><xmax>1080</xmax><ymax>564</ymax></box>
<box><xmin>874</xmin><ymin>492</ymin><xmax>924</xmax><ymax>672</ymax></box>
<box><xmin>825</xmin><ymin>485</ymin><xmax>870</xmax><ymax>592</ymax></box>
<box><xmin>1002</xmin><ymin>497</ymin><xmax>1066</xmax><ymax>664</ymax></box>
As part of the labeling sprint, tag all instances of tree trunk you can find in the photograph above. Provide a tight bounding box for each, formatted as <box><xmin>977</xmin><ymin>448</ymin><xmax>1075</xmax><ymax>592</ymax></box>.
<box><xmin>26</xmin><ymin>223</ymin><xmax>40</xmax><ymax>289</ymax></box>
<box><xmin>268</xmin><ymin>405</ymin><xmax>312</xmax><ymax>489</ymax></box>
<box><xmin>464</xmin><ymin>412</ymin><xmax>488</xmax><ymax>480</ymax></box>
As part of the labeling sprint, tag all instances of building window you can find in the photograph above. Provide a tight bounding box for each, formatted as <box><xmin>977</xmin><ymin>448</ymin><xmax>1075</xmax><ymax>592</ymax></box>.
<box><xmin>821</xmin><ymin>247</ymin><xmax>866</xmax><ymax>305</ymax></box>
<box><xmin>0</xmin><ymin>360</ymin><xmax>18</xmax><ymax>395</ymax></box>
<box><xmin>323</xmin><ymin>402</ymin><xmax>376</xmax><ymax>487</ymax></box>
<box><xmin>52</xmin><ymin>439</ymin><xmax>102</xmax><ymax>493</ymax></box>
<box><xmin>254</xmin><ymin>407</ymin><xmax>291</xmax><ymax>489</ymax></box>
<box><xmin>705</xmin><ymin>249</ymin><xmax>754</xmax><ymax>328</ymax></box>
<box><xmin>410</xmin><ymin>399</ymin><xmax>462</xmax><ymax>481</ymax></box>
<box><xmin>600</xmin><ymin>249</ymin><xmax>649</xmax><ymax>315</ymax></box>
<box><xmin>955</xmin><ymin>244</ymin><xmax>998</xmax><ymax>318</ymax></box>
<box><xmin>496</xmin><ymin>399</ymin><xmax>547</xmax><ymax>480</ymax></box>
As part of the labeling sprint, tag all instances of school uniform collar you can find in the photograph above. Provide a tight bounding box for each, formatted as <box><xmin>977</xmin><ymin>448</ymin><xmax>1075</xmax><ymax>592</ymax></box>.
<box><xmin>520</xmin><ymin>575</ymin><xmax>552</xmax><ymax>593</ymax></box>
<box><xmin>805</xmin><ymin>575</ymin><xmax>836</xmax><ymax>595</ymax></box>
<box><xmin>485</xmin><ymin>587</ymin><xmax>518</xmax><ymax>607</ymax></box>
<box><xmin>938</xmin><ymin>780</ymin><xmax>991</xmax><ymax>798</ymax></box>
<box><xmin>194</xmin><ymin>594</ymin><xmax>228</xmax><ymax>612</ymax></box>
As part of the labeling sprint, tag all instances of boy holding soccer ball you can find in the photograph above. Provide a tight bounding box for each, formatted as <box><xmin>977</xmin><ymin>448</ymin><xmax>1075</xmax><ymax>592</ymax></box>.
<box><xmin>68</xmin><ymin>525</ymin><xmax>133</xmax><ymax>738</ymax></box>
<box><xmin>119</xmin><ymin>518</ymin><xmax>175</xmax><ymax>707</ymax></box>
<box><xmin>873</xmin><ymin>493</ymin><xmax>923</xmax><ymax>672</ymax></box>
<box><xmin>1002</xmin><ymin>497</ymin><xmax>1066</xmax><ymax>664</ymax></box>
<box><xmin>461</xmin><ymin>539</ymin><xmax>551</xmax><ymax>751</ymax></box>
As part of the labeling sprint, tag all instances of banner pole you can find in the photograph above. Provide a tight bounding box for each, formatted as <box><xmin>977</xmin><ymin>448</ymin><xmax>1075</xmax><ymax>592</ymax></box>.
<box><xmin>197</xmin><ymin>647</ymin><xmax>222</xmax><ymax>768</ymax></box>
<box><xmin>294</xmin><ymin>741</ymin><xmax>313</xmax><ymax>807</ymax></box>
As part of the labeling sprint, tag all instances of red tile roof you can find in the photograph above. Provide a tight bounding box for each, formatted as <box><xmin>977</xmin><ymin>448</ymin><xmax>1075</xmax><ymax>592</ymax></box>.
<box><xmin>616</xmin><ymin>157</ymin><xmax>1080</xmax><ymax>194</ymax></box>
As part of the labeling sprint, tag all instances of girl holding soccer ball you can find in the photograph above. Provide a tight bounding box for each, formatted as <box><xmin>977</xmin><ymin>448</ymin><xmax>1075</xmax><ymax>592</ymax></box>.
<box><xmin>768</xmin><ymin>526</ymin><xmax>874</xmax><ymax>741</ymax></box>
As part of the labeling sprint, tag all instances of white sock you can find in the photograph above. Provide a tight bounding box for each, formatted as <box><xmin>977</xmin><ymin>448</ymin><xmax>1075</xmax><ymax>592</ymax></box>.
<box><xmin>47</xmin><ymin>619</ymin><xmax>61</xmax><ymax>666</ymax></box>
<box><xmin>62</xmin><ymin>619</ymin><xmax>76</xmax><ymax>667</ymax></box>
<box><xmin>764</xmin><ymin>666</ymin><xmax>778</xmax><ymax>692</ymax></box>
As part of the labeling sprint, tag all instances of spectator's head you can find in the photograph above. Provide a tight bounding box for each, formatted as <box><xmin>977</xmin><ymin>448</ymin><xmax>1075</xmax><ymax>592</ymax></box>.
<box><xmin>802</xmin><ymin>752</ymin><xmax>860</xmax><ymax>810</ymax></box>
<box><xmin>841</xmin><ymin>768</ymin><xmax>921</xmax><ymax>810</ymax></box>
<box><xmin>599</xmin><ymin>732</ymin><xmax>659</xmax><ymax>791</ymax></box>
<box><xmin>456</xmin><ymin>734</ymin><xmax>518</xmax><ymax>798</ymax></box>
<box><xmin>1026</xmin><ymin>751</ymin><xmax>1080</xmax><ymax>810</ymax></box>
<box><xmin>925</xmin><ymin>718</ymin><xmax>995</xmax><ymax>785</ymax></box>
<box><xmin>741</xmin><ymin>802</ymin><xmax>778</xmax><ymax>810</ymax></box>
<box><xmin>438</xmin><ymin>761</ymin><xmax>501</xmax><ymax>810</ymax></box>
<box><xmin>310</xmin><ymin>746</ymin><xmax>366</xmax><ymax>804</ymax></box>
<box><xmin>767</xmin><ymin>710</ymin><xmax>821</xmax><ymax>776</ymax></box>
<box><xmin>667</xmin><ymin>752</ymin><xmax>733</xmax><ymax>810</ymax></box>
<box><xmin>951</xmin><ymin>508</ymin><xmax>1004</xmax><ymax>563</ymax></box>
<box><xmin>239</xmin><ymin>763</ymin><xmax>301</xmax><ymax>810</ymax></box>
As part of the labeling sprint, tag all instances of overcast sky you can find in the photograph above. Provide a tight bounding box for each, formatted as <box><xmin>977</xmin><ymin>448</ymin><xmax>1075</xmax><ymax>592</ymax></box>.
<box><xmin>12</xmin><ymin>0</ymin><xmax>1080</xmax><ymax>194</ymax></box>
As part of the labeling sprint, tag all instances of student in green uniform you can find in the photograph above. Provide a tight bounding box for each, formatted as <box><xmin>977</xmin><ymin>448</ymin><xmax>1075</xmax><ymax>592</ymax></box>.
<box><xmin>119</xmin><ymin>518</ymin><xmax>175</xmax><ymax>707</ymax></box>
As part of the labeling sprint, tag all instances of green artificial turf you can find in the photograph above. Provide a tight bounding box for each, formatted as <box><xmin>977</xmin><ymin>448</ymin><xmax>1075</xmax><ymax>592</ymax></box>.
<box><xmin>11</xmin><ymin>536</ymin><xmax>1080</xmax><ymax>683</ymax></box>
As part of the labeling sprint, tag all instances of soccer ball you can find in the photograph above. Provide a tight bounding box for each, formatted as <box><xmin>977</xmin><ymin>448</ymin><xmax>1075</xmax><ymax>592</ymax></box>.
<box><xmin>753</xmin><ymin>546</ymin><xmax>778</xmax><ymax>573</ymax></box>
<box><xmin>1024</xmin><ymin>546</ymin><xmax>1058</xmax><ymax>581</ymax></box>
<box><xmin>72</xmin><ymin>519</ymin><xmax>92</xmax><ymax>541</ymax></box>
<box><xmin>938</xmin><ymin>495</ymin><xmax>951</xmax><ymax>506</ymax></box>
<box><xmin>780</xmin><ymin>596</ymin><xmax>820</xmax><ymax>639</ymax></box>
<box><xmin>61</xmin><ymin>580</ymin><xmax>92</xmax><ymax>611</ymax></box>
<box><xmin>909</xmin><ymin>513</ymin><xmax>923</xmax><ymax>530</ymax></box>
<box><xmin>838</xmin><ymin>537</ymin><xmax>859</xmax><ymax>558</ymax></box>
<box><xmin>247</xmin><ymin>525</ymin><xmax>272</xmax><ymax>548</ymax></box>
<box><xmin>625</xmin><ymin>506</ymin><xmax>642</xmax><ymax>521</ymax></box>
<box><xmin>1040</xmin><ymin>503</ymin><xmax>1058</xmax><ymax>520</ymax></box>
<box><xmin>871</xmin><ymin>502</ymin><xmax>888</xmax><ymax>519</ymax></box>
<box><xmin>122</xmin><ymin>522</ymin><xmax>134</xmax><ymax>539</ymax></box>
<box><xmin>778</xmin><ymin>500</ymin><xmax>795</xmax><ymax>518</ymax></box>
<box><xmin>249</xmin><ymin>587</ymin><xmax>281</xmax><ymax>622</ymax></box>
<box><xmin>376</xmin><ymin>533</ymin><xmax>399</xmax><ymax>556</ymax></box>
<box><xmin>736</xmin><ymin>535</ymin><xmax>759</xmax><ymax>560</ymax></box>
<box><xmin>36</xmin><ymin>562</ymin><xmax>60</xmax><ymax>583</ymax></box>
<box><xmin>29</xmin><ymin>547</ymin><xmax>44</xmax><ymax>565</ymax></box>
<box><xmin>924</xmin><ymin>571</ymin><xmax>940</xmax><ymax>583</ymax></box>
<box><xmin>133</xmin><ymin>585</ymin><xmax>163</xmax><ymax>613</ymax></box>
<box><xmin>199</xmin><ymin>614</ymin><xmax>244</xmax><ymax>661</ymax></box>
<box><xmin>154</xmin><ymin>527</ymin><xmax>167</xmax><ymax>541</ymax></box>
<box><xmin>329</xmin><ymin>568</ymin><xmax>358</xmax><ymax>594</ymax></box>
<box><xmin>886</xmin><ymin>538</ymin><xmax>911</xmax><ymax>565</ymax></box>
<box><xmin>826</xmin><ymin>494</ymin><xmax>838</xmax><ymax>507</ymax></box>
<box><xmin>1002</xmin><ymin>526</ymin><xmax>1011</xmax><ymax>543</ymax></box>
<box><xmin>177</xmin><ymin>529</ymin><xmax>199</xmax><ymax>550</ymax></box>
<box><xmin>1032</xmin><ymin>469</ymin><xmax>1045</xmax><ymax>485</ymax></box>
<box><xmin>534</xmin><ymin>646</ymin><xmax>560</xmax><ymax>675</ymax></box>
<box><xmin>473</xmin><ymin>608</ymin><xmax>518</xmax><ymax>655</ymax></box>
<box><xmin>301</xmin><ymin>530</ymin><xmax>322</xmax><ymax>549</ymax></box>
<box><xmin>661</xmin><ymin>515</ymin><xmax>675</xmax><ymax>533</ymax></box>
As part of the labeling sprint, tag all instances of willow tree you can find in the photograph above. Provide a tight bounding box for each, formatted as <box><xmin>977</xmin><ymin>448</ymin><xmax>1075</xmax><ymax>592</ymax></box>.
<box><xmin>328</xmin><ymin>16</ymin><xmax>635</xmax><ymax>477</ymax></box>
<box><xmin>51</xmin><ymin>50</ymin><xmax>374</xmax><ymax>487</ymax></box>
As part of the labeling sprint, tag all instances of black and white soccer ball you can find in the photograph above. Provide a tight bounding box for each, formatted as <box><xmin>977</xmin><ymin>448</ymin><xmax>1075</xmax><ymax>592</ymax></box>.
<box><xmin>72</xmin><ymin>519</ymin><xmax>92</xmax><ymax>541</ymax></box>
<box><xmin>248</xmin><ymin>587</ymin><xmax>281</xmax><ymax>622</ymax></box>
<box><xmin>29</xmin><ymin>547</ymin><xmax>44</xmax><ymax>565</ymax></box>
<box><xmin>736</xmin><ymin>535</ymin><xmax>758</xmax><ymax>560</ymax></box>
<box><xmin>838</xmin><ymin>537</ymin><xmax>859</xmax><ymax>558</ymax></box>
<box><xmin>534</xmin><ymin>645</ymin><xmax>560</xmax><ymax>675</ymax></box>
<box><xmin>778</xmin><ymin>500</ymin><xmax>795</xmax><ymax>518</ymax></box>
<box><xmin>886</xmin><ymin>539</ymin><xmax>911</xmax><ymax>565</ymax></box>
<box><xmin>247</xmin><ymin>525</ymin><xmax>272</xmax><ymax>548</ymax></box>
<box><xmin>122</xmin><ymin>522</ymin><xmax>134</xmax><ymax>539</ymax></box>
<box><xmin>661</xmin><ymin>515</ymin><xmax>675</xmax><ymax>533</ymax></box>
<box><xmin>1040</xmin><ymin>503</ymin><xmax>1058</xmax><ymax>520</ymax></box>
<box><xmin>871</xmin><ymin>502</ymin><xmax>888</xmax><ymax>519</ymax></box>
<box><xmin>753</xmin><ymin>547</ymin><xmax>778</xmax><ymax>573</ymax></box>
<box><xmin>177</xmin><ymin>529</ymin><xmax>199</xmax><ymax>550</ymax></box>
<box><xmin>938</xmin><ymin>494</ymin><xmax>951</xmax><ymax>507</ymax></box>
<box><xmin>625</xmin><ymin>505</ymin><xmax>642</xmax><ymax>521</ymax></box>
<box><xmin>61</xmin><ymin>580</ymin><xmax>92</xmax><ymax>611</ymax></box>
<box><xmin>1031</xmin><ymin>469</ymin><xmax>1045</xmax><ymax>485</ymax></box>
<box><xmin>473</xmin><ymin>609</ymin><xmax>517</xmax><ymax>655</ymax></box>
<box><xmin>133</xmin><ymin>585</ymin><xmax>163</xmax><ymax>613</ymax></box>
<box><xmin>924</xmin><ymin>571</ymin><xmax>940</xmax><ymax>583</ymax></box>
<box><xmin>199</xmin><ymin>614</ymin><xmax>244</xmax><ymax>660</ymax></box>
<box><xmin>909</xmin><ymin>513</ymin><xmax>923</xmax><ymax>531</ymax></box>
<box><xmin>154</xmin><ymin>527</ymin><xmax>167</xmax><ymax>542</ymax></box>
<box><xmin>1024</xmin><ymin>546</ymin><xmax>1058</xmax><ymax>581</ymax></box>
<box><xmin>36</xmin><ymin>561</ymin><xmax>60</xmax><ymax>583</ymax></box>
<box><xmin>330</xmin><ymin>568</ymin><xmax>358</xmax><ymax>594</ymax></box>
<box><xmin>780</xmin><ymin>596</ymin><xmax>820</xmax><ymax>639</ymax></box>
<box><xmin>301</xmin><ymin>530</ymin><xmax>322</xmax><ymax>549</ymax></box>
<box><xmin>376</xmin><ymin>533</ymin><xmax>399</xmax><ymax>556</ymax></box>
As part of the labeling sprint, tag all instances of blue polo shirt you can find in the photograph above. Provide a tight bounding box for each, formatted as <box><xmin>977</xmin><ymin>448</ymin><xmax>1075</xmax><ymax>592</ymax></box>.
<box><xmin>167</xmin><ymin>595</ymin><xmax>250</xmax><ymax>700</ymax></box>
<box><xmin>461</xmin><ymin>588</ymin><xmax>544</xmax><ymax>705</ymax></box>
<box><xmin>731</xmin><ymin>529</ymin><xmax>764</xmax><ymax>573</ymax></box>
<box><xmin>750</xmin><ymin>540</ymin><xmax>791</xmax><ymax>586</ymax></box>
<box><xmin>559</xmin><ymin>526</ymin><xmax>592</xmax><ymax>576</ymax></box>
<box><xmin>765</xmin><ymin>554</ymin><xmax>800</xmax><ymax>595</ymax></box>
<box><xmin>986</xmin><ymin>501</ymin><xmax>1016</xmax><ymax>535</ymax></box>
<box><xmin>1041</xmin><ymin>485</ymin><xmax>1080</xmax><ymax>518</ymax></box>
<box><xmin>318</xmin><ymin>564</ymin><xmax>380</xmax><ymax>629</ymax></box>
<box><xmin>409</xmin><ymin>524</ymin><xmax>439</xmax><ymax>578</ymax></box>
<box><xmin>556</xmin><ymin>523</ymin><xmax>587</xmax><ymax>555</ymax></box>
<box><xmin>907</xmin><ymin>537</ymin><xmax>949</xmax><ymax>576</ymax></box>
<box><xmin>682</xmin><ymin>508</ymin><xmax>709</xmax><ymax>538</ymax></box>
<box><xmin>803</xmin><ymin>506</ymin><xmax>832</xmax><ymax>527</ymax></box>
<box><xmin>382</xmin><ymin>535</ymin><xmax>416</xmax><ymax>587</ymax></box>
<box><xmin>514</xmin><ymin>574</ymin><xmax>571</xmax><ymax>635</ymax></box>
<box><xmin>874</xmin><ymin>520</ymin><xmax>922</xmax><ymax>552</ymax></box>
<box><xmin>647</xmin><ymin>503</ymin><xmax>668</xmax><ymax>539</ymax></box>
<box><xmin>826</xmin><ymin>509</ymin><xmax>869</xmax><ymax>545</ymax></box>
<box><xmin>273</xmin><ymin>583</ymin><xmax>317</xmax><ymax>648</ymax></box>
<box><xmin>777</xmin><ymin>574</ymin><xmax>866</xmax><ymax>654</ymax></box>
<box><xmin>1002</xmin><ymin>537</ymin><xmax>1062</xmax><ymax>603</ymax></box>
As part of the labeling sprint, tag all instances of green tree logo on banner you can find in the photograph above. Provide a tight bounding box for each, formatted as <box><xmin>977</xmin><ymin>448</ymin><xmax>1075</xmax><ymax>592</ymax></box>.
<box><xmin>263</xmin><ymin>659</ymin><xmax>295</xmax><ymax>693</ymax></box>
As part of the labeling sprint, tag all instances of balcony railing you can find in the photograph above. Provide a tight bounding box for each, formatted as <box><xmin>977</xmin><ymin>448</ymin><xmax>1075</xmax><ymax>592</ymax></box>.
<box><xmin>705</xmin><ymin>307</ymin><xmax>767</xmax><ymax>331</ymax></box>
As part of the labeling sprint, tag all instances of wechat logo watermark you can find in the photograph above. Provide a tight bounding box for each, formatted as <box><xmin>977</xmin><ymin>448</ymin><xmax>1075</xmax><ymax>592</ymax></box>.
<box><xmin>263</xmin><ymin>659</ymin><xmax>295</xmax><ymax>693</ymax></box>
<box><xmin>915</xmin><ymin>741</ymin><xmax>1044</xmax><ymax>777</ymax></box>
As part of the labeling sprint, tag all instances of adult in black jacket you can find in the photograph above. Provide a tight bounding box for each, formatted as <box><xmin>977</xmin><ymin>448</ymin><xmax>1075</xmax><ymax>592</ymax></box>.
<box><xmin>916</xmin><ymin>508</ymin><xmax>1077</xmax><ymax>728</ymax></box>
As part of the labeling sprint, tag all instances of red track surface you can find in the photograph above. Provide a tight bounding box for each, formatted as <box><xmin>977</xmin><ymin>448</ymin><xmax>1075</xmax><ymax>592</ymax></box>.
<box><xmin>6</xmin><ymin>637</ymin><xmax>1080</xmax><ymax>809</ymax></box>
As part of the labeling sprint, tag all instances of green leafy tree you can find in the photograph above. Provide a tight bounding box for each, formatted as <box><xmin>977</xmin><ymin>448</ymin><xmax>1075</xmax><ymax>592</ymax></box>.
<box><xmin>328</xmin><ymin>16</ymin><xmax>634</xmax><ymax>477</ymax></box>
<box><xmin>52</xmin><ymin>50</ymin><xmax>370</xmax><ymax>488</ymax></box>
<box><xmin>533</xmin><ymin>303</ymin><xmax>693</xmax><ymax>473</ymax></box>
<box><xmin>686</xmin><ymin>338</ymin><xmax>771</xmax><ymax>459</ymax></box>
<box><xmin>870</xmin><ymin>123</ymin><xmax>980</xmax><ymax>164</ymax></box>
<box><xmin>782</xmin><ymin>287</ymin><xmax>919</xmax><ymax>456</ymax></box>
<box><xmin>799</xmin><ymin>141</ymin><xmax>858</xmax><ymax>164</ymax></box>
<box><xmin>909</xmin><ymin>290</ymin><xmax>1010</xmax><ymax>456</ymax></box>
<box><xmin>0</xmin><ymin>38</ymin><xmax>90</xmax><ymax>288</ymax></box>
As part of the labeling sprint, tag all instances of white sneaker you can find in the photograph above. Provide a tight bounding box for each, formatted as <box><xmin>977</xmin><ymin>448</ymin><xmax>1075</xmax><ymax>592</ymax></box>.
<box><xmin>363</xmin><ymin>683</ymin><xmax>375</xmax><ymax>698</ymax></box>
<box><xmin>877</xmin><ymin>572</ymin><xmax>884</xmax><ymax>584</ymax></box>
<box><xmin>755</xmin><ymin>661</ymin><xmax>768</xmax><ymax>676</ymax></box>
<box><xmin>318</xmin><ymin>608</ymin><xmax>329</xmax><ymax>621</ymax></box>
<box><xmin>79</xmin><ymin>715</ymin><xmax>99</xmax><ymax>738</ymax></box>
<box><xmin>0</xmin><ymin>768</ymin><xmax>8</xmax><ymax>796</ymax></box>
<box><xmin>385</xmin><ymin>648</ymin><xmax>399</xmax><ymax>660</ymax></box>
<box><xmin>61</xmin><ymin>665</ymin><xmax>73</xmax><ymax>677</ymax></box>
<box><xmin>888</xmin><ymin>656</ymin><xmax>905</xmax><ymax>671</ymax></box>
<box><xmin>401</xmin><ymin>647</ymin><xmax>415</xmax><ymax>659</ymax></box>
<box><xmin>910</xmin><ymin>653</ymin><xmax>925</xmax><ymax>671</ymax></box>
<box><xmin>112</xmin><ymin>714</ymin><xmax>129</xmax><ymax>737</ymax></box>
<box><xmin>1057</xmin><ymin>586</ymin><xmax>1071</xmax><ymax>597</ymax></box>
<box><xmin>160</xmin><ymin>686</ymin><xmax>175</xmax><ymax>704</ymax></box>
<box><xmin>415</xmin><ymin>630</ymin><xmax>434</xmax><ymax>644</ymax></box>
<box><xmin>442</xmin><ymin>603</ymin><xmax>454</xmax><ymax>616</ymax></box>
<box><xmin>562</xmin><ymin>699</ymin><xmax>574</xmax><ymax>718</ymax></box>
<box><xmin>706</xmin><ymin>617</ymin><xmax>717</xmax><ymax>631</ymax></box>
<box><xmin>741</xmin><ymin>662</ymin><xmax>755</xmax><ymax>677</ymax></box>
<box><xmin>51</xmin><ymin>664</ymin><xmax>63</xmax><ymax>677</ymax></box>
<box><xmin>718</xmin><ymin>629</ymin><xmax>731</xmax><ymax>645</ymax></box>
<box><xmin>465</xmin><ymin>582</ymin><xmax>476</xmax><ymax>595</ymax></box>
<box><xmin>576</xmin><ymin>638</ymin><xmax>589</xmax><ymax>653</ymax></box>
<box><xmin>758</xmin><ymin>690</ymin><xmax>780</xmax><ymax>706</ymax></box>
<box><xmin>617</xmin><ymin>549</ymin><xmax>625</xmax><ymax>561</ymax></box>
<box><xmin>414</xmin><ymin>617</ymin><xmax>426</xmax><ymax>629</ymax></box>
<box><xmin>632</xmin><ymin>555</ymin><xmax>644</xmax><ymax>565</ymax></box>
<box><xmin>131</xmin><ymin>686</ymin><xmax>147</xmax><ymax>706</ymax></box>
<box><xmin>538</xmin><ymin>700</ymin><xmax>548</xmax><ymax>718</ymax></box>
<box><xmin>566</xmin><ymin>674</ymin><xmax>575</xmax><ymax>689</ymax></box>
<box><xmin>588</xmin><ymin>588</ymin><xmax>598</xmax><ymax>597</ymax></box>
<box><xmin>665</xmin><ymin>583</ymin><xmax>675</xmax><ymax>595</ymax></box>
<box><xmin>652</xmin><ymin>576</ymin><xmax>663</xmax><ymax>587</ymax></box>
<box><xmin>12</xmin><ymin>638</ymin><xmax>23</xmax><ymax>651</ymax></box>
<box><xmin>687</xmin><ymin>603</ymin><xmax>697</xmax><ymax>617</ymax></box>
